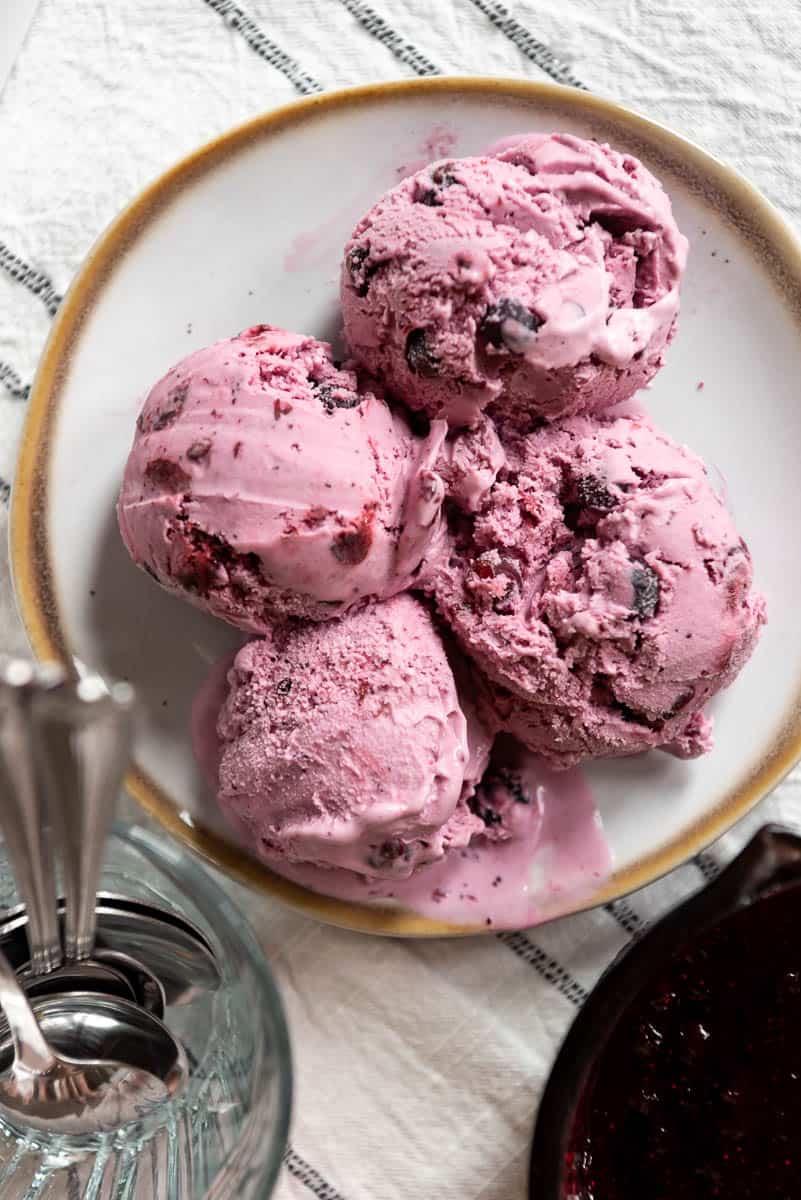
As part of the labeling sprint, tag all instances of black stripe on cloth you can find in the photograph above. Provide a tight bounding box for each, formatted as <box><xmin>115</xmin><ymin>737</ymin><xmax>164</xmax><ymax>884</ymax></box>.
<box><xmin>337</xmin><ymin>0</ymin><xmax>439</xmax><ymax>76</ymax></box>
<box><xmin>497</xmin><ymin>931</ymin><xmax>587</xmax><ymax>1005</ymax></box>
<box><xmin>0</xmin><ymin>360</ymin><xmax>30</xmax><ymax>402</ymax></box>
<box><xmin>0</xmin><ymin>478</ymin><xmax>11</xmax><ymax>505</ymax></box>
<box><xmin>0</xmin><ymin>241</ymin><xmax>62</xmax><ymax>316</ymax></box>
<box><xmin>694</xmin><ymin>850</ymin><xmax>721</xmax><ymax>882</ymax></box>
<box><xmin>605</xmin><ymin>898</ymin><xmax>645</xmax><ymax>937</ymax></box>
<box><xmin>201</xmin><ymin>0</ymin><xmax>324</xmax><ymax>95</ymax></box>
<box><xmin>283</xmin><ymin>1146</ymin><xmax>347</xmax><ymax>1200</ymax></box>
<box><xmin>465</xmin><ymin>0</ymin><xmax>587</xmax><ymax>90</ymax></box>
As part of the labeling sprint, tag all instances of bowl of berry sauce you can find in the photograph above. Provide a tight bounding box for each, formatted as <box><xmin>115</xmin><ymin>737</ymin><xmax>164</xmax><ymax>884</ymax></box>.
<box><xmin>530</xmin><ymin>825</ymin><xmax>801</xmax><ymax>1199</ymax></box>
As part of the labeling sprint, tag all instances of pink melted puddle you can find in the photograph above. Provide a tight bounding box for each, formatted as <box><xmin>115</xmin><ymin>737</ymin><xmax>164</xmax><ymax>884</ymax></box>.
<box><xmin>192</xmin><ymin>663</ymin><xmax>612</xmax><ymax>932</ymax></box>
<box><xmin>271</xmin><ymin>756</ymin><xmax>610</xmax><ymax>930</ymax></box>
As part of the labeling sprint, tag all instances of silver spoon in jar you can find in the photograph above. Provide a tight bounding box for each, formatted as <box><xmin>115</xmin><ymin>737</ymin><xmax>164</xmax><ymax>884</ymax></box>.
<box><xmin>31</xmin><ymin>669</ymin><xmax>166</xmax><ymax>1017</ymax></box>
<box><xmin>0</xmin><ymin>659</ymin><xmax>136</xmax><ymax>1004</ymax></box>
<box><xmin>0</xmin><ymin>948</ymin><xmax>186</xmax><ymax>1134</ymax></box>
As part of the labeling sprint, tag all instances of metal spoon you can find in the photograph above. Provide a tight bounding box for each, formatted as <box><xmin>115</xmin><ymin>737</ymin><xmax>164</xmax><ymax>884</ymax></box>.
<box><xmin>0</xmin><ymin>660</ymin><xmax>137</xmax><ymax>1002</ymax></box>
<box><xmin>0</xmin><ymin>950</ymin><xmax>187</xmax><ymax>1134</ymax></box>
<box><xmin>92</xmin><ymin>895</ymin><xmax>221</xmax><ymax>1006</ymax></box>
<box><xmin>32</xmin><ymin>672</ymin><xmax>135</xmax><ymax>962</ymax></box>
<box><xmin>90</xmin><ymin>949</ymin><xmax>165</xmax><ymax>1017</ymax></box>
<box><xmin>32</xmin><ymin>671</ymin><xmax>166</xmax><ymax>1016</ymax></box>
<box><xmin>21</xmin><ymin>959</ymin><xmax>136</xmax><ymax>1005</ymax></box>
<box><xmin>0</xmin><ymin>894</ymin><xmax>215</xmax><ymax>1017</ymax></box>
<box><xmin>0</xmin><ymin>897</ymin><xmax>212</xmax><ymax>1044</ymax></box>
<box><xmin>0</xmin><ymin>657</ymin><xmax>64</xmax><ymax>975</ymax></box>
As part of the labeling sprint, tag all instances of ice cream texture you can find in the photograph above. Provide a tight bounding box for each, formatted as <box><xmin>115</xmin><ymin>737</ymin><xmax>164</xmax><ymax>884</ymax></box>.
<box><xmin>252</xmin><ymin>739</ymin><xmax>612</xmax><ymax>930</ymax></box>
<box><xmin>204</xmin><ymin>595</ymin><xmax>492</xmax><ymax>879</ymax></box>
<box><xmin>117</xmin><ymin>325</ymin><xmax>447</xmax><ymax>630</ymax></box>
<box><xmin>423</xmin><ymin>415</ymin><xmax>766</xmax><ymax>767</ymax></box>
<box><xmin>193</xmin><ymin>652</ymin><xmax>611</xmax><ymax>928</ymax></box>
<box><xmin>341</xmin><ymin>132</ymin><xmax>687</xmax><ymax>429</ymax></box>
<box><xmin>115</xmin><ymin>128</ymin><xmax>766</xmax><ymax>925</ymax></box>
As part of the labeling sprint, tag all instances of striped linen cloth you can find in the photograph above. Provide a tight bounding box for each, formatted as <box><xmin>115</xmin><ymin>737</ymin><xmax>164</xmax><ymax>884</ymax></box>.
<box><xmin>1</xmin><ymin>3</ymin><xmax>800</xmax><ymax>1197</ymax></box>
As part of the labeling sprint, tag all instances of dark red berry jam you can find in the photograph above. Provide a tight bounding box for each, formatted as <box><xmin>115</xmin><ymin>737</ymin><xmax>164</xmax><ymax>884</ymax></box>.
<box><xmin>565</xmin><ymin>883</ymin><xmax>801</xmax><ymax>1198</ymax></box>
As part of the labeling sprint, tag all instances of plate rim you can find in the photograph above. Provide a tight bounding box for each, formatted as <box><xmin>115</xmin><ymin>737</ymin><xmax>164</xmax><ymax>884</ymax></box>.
<box><xmin>11</xmin><ymin>74</ymin><xmax>801</xmax><ymax>936</ymax></box>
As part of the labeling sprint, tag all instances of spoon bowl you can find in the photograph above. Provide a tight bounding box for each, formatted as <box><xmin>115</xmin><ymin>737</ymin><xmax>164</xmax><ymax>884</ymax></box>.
<box><xmin>0</xmin><ymin>989</ymin><xmax>188</xmax><ymax>1135</ymax></box>
<box><xmin>92</xmin><ymin>897</ymin><xmax>221</xmax><ymax>1006</ymax></box>
<box><xmin>93</xmin><ymin>949</ymin><xmax>166</xmax><ymax>1017</ymax></box>
<box><xmin>0</xmin><ymin>895</ymin><xmax>217</xmax><ymax>1014</ymax></box>
<box><xmin>0</xmin><ymin>938</ymin><xmax>188</xmax><ymax>1137</ymax></box>
<box><xmin>21</xmin><ymin>959</ymin><xmax>137</xmax><ymax>1005</ymax></box>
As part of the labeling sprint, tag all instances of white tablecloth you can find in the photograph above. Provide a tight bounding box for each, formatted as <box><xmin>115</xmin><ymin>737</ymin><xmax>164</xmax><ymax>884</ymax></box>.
<box><xmin>1</xmin><ymin>3</ymin><xmax>800</xmax><ymax>1197</ymax></box>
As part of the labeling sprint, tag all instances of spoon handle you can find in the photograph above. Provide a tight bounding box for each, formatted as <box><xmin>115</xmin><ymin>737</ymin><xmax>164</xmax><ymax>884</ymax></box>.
<box><xmin>0</xmin><ymin>947</ymin><xmax>55</xmax><ymax>1075</ymax></box>
<box><xmin>0</xmin><ymin>659</ymin><xmax>64</xmax><ymax>975</ymax></box>
<box><xmin>33</xmin><ymin>676</ymin><xmax>135</xmax><ymax>962</ymax></box>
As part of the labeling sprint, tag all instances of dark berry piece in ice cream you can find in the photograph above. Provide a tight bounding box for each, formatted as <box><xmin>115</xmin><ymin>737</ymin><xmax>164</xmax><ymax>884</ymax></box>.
<box><xmin>171</xmin><ymin>525</ymin><xmax>261</xmax><ymax>597</ymax></box>
<box><xmin>186</xmin><ymin>439</ymin><xmax>212</xmax><ymax>463</ymax></box>
<box><xmin>469</xmin><ymin>551</ymin><xmax>522</xmax><ymax>613</ymax></box>
<box><xmin>367</xmin><ymin>837</ymin><xmax>412</xmax><ymax>870</ymax></box>
<box><xmin>381</xmin><ymin>838</ymin><xmax>408</xmax><ymax>860</ymax></box>
<box><xmin>275</xmin><ymin>678</ymin><xmax>292</xmax><ymax>696</ymax></box>
<box><xmin>414</xmin><ymin>183</ymin><xmax>442</xmax><ymax>207</ymax></box>
<box><xmin>405</xmin><ymin>329</ymin><xmax>440</xmax><ymax>377</ymax></box>
<box><xmin>495</xmin><ymin>768</ymin><xmax>529</xmax><ymax>805</ymax></box>
<box><xmin>575</xmin><ymin>474</ymin><xmax>617</xmax><ymax>512</ymax></box>
<box><xmin>631</xmin><ymin>563</ymin><xmax>660</xmax><ymax>619</ymax></box>
<box><xmin>413</xmin><ymin>165</ymin><xmax>457</xmax><ymax>206</ymax></box>
<box><xmin>144</xmin><ymin>458</ymin><xmax>190</xmax><ymax>492</ymax></box>
<box><xmin>331</xmin><ymin>528</ymin><xmax>371</xmax><ymax>565</ymax></box>
<box><xmin>468</xmin><ymin>793</ymin><xmax>503</xmax><ymax>828</ymax></box>
<box><xmin>149</xmin><ymin>383</ymin><xmax>189</xmax><ymax>432</ymax></box>
<box><xmin>346</xmin><ymin>245</ymin><xmax>367</xmax><ymax>275</ymax></box>
<box><xmin>480</xmin><ymin>299</ymin><xmax>543</xmax><ymax>352</ymax></box>
<box><xmin>407</xmin><ymin>410</ymin><xmax>432</xmax><ymax>437</ymax></box>
<box><xmin>431</xmin><ymin>163</ymin><xmax>457</xmax><ymax>188</ymax></box>
<box><xmin>330</xmin><ymin>509</ymin><xmax>374</xmax><ymax>565</ymax></box>
<box><xmin>346</xmin><ymin>245</ymin><xmax>375</xmax><ymax>297</ymax></box>
<box><xmin>303</xmin><ymin>506</ymin><xmax>328</xmax><ymax>529</ymax></box>
<box><xmin>314</xmin><ymin>382</ymin><xmax>361</xmax><ymax>414</ymax></box>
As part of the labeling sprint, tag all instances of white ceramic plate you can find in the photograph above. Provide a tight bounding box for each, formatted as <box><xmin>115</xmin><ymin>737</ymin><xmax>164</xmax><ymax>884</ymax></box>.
<box><xmin>12</xmin><ymin>78</ymin><xmax>801</xmax><ymax>935</ymax></box>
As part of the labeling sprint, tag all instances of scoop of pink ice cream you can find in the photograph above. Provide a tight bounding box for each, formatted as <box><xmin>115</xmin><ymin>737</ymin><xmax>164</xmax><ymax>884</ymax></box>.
<box><xmin>341</xmin><ymin>134</ymin><xmax>687</xmax><ymax>429</ymax></box>
<box><xmin>423</xmin><ymin>415</ymin><xmax>765</xmax><ymax>766</ymax></box>
<box><xmin>117</xmin><ymin>325</ymin><xmax>446</xmax><ymax>630</ymax></box>
<box><xmin>202</xmin><ymin>595</ymin><xmax>492</xmax><ymax>879</ymax></box>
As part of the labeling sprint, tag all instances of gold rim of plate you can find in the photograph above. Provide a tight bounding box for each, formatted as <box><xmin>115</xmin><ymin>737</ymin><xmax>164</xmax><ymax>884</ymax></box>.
<box><xmin>11</xmin><ymin>77</ymin><xmax>801</xmax><ymax>936</ymax></box>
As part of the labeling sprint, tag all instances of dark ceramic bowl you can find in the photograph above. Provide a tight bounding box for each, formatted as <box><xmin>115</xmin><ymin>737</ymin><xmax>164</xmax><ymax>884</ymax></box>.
<box><xmin>529</xmin><ymin>825</ymin><xmax>801</xmax><ymax>1198</ymax></box>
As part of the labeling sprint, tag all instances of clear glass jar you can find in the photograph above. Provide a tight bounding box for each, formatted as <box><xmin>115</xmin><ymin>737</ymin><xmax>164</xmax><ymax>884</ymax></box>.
<box><xmin>0</xmin><ymin>820</ymin><xmax>292</xmax><ymax>1199</ymax></box>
